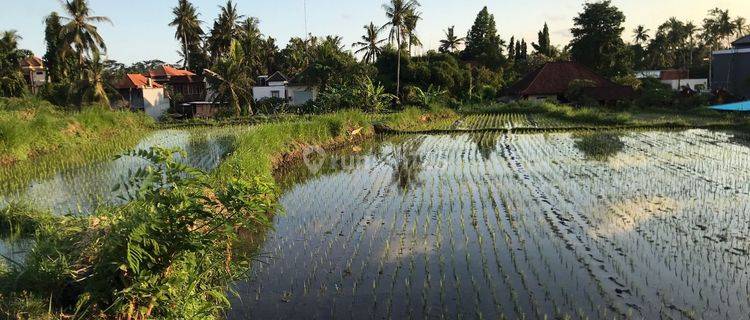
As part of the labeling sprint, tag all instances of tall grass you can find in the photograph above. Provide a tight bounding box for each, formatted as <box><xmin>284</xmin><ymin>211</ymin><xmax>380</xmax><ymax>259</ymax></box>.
<box><xmin>460</xmin><ymin>100</ymin><xmax>632</xmax><ymax>126</ymax></box>
<box><xmin>0</xmin><ymin>106</ymin><xmax>453</xmax><ymax>319</ymax></box>
<box><xmin>0</xmin><ymin>97</ymin><xmax>153</xmax><ymax>190</ymax></box>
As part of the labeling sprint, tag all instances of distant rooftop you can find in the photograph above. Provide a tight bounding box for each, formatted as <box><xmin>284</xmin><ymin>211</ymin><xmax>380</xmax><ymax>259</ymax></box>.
<box><xmin>147</xmin><ymin>65</ymin><xmax>196</xmax><ymax>78</ymax></box>
<box><xmin>115</xmin><ymin>73</ymin><xmax>163</xmax><ymax>89</ymax></box>
<box><xmin>505</xmin><ymin>61</ymin><xmax>633</xmax><ymax>100</ymax></box>
<box><xmin>731</xmin><ymin>35</ymin><xmax>750</xmax><ymax>49</ymax></box>
<box><xmin>20</xmin><ymin>56</ymin><xmax>43</xmax><ymax>68</ymax></box>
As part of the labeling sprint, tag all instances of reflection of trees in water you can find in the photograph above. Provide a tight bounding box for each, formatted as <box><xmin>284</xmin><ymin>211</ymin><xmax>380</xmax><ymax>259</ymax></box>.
<box><xmin>469</xmin><ymin>132</ymin><xmax>500</xmax><ymax>160</ymax></box>
<box><xmin>274</xmin><ymin>145</ymin><xmax>370</xmax><ymax>190</ymax></box>
<box><xmin>727</xmin><ymin>132</ymin><xmax>750</xmax><ymax>150</ymax></box>
<box><xmin>573</xmin><ymin>132</ymin><xmax>625</xmax><ymax>161</ymax></box>
<box><xmin>384</xmin><ymin>136</ymin><xmax>426</xmax><ymax>191</ymax></box>
<box><xmin>184</xmin><ymin>134</ymin><xmax>236</xmax><ymax>170</ymax></box>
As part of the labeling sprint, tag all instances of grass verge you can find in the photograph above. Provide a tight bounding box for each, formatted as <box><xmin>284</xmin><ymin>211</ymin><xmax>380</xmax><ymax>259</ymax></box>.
<box><xmin>0</xmin><ymin>97</ymin><xmax>153</xmax><ymax>191</ymax></box>
<box><xmin>0</xmin><ymin>106</ymin><xmax>455</xmax><ymax>319</ymax></box>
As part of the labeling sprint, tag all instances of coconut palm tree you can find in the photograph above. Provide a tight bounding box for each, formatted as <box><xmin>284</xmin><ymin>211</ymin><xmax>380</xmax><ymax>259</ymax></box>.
<box><xmin>734</xmin><ymin>17</ymin><xmax>749</xmax><ymax>38</ymax></box>
<box><xmin>204</xmin><ymin>41</ymin><xmax>252</xmax><ymax>116</ymax></box>
<box><xmin>439</xmin><ymin>26</ymin><xmax>464</xmax><ymax>53</ymax></box>
<box><xmin>382</xmin><ymin>0</ymin><xmax>420</xmax><ymax>97</ymax></box>
<box><xmin>404</xmin><ymin>9</ymin><xmax>422</xmax><ymax>54</ymax></box>
<box><xmin>0</xmin><ymin>30</ymin><xmax>27</xmax><ymax>97</ymax></box>
<box><xmin>58</xmin><ymin>0</ymin><xmax>112</xmax><ymax>74</ymax></box>
<box><xmin>77</xmin><ymin>52</ymin><xmax>109</xmax><ymax>106</ymax></box>
<box><xmin>632</xmin><ymin>25</ymin><xmax>650</xmax><ymax>45</ymax></box>
<box><xmin>208</xmin><ymin>0</ymin><xmax>243</xmax><ymax>60</ymax></box>
<box><xmin>353</xmin><ymin>23</ymin><xmax>385</xmax><ymax>64</ymax></box>
<box><xmin>169</xmin><ymin>0</ymin><xmax>204</xmax><ymax>69</ymax></box>
<box><xmin>0</xmin><ymin>30</ymin><xmax>22</xmax><ymax>52</ymax></box>
<box><xmin>702</xmin><ymin>8</ymin><xmax>734</xmax><ymax>49</ymax></box>
<box><xmin>237</xmin><ymin>17</ymin><xmax>264</xmax><ymax>75</ymax></box>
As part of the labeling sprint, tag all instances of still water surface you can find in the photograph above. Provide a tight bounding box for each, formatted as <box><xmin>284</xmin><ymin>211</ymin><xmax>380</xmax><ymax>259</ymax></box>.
<box><xmin>229</xmin><ymin>130</ymin><xmax>750</xmax><ymax>320</ymax></box>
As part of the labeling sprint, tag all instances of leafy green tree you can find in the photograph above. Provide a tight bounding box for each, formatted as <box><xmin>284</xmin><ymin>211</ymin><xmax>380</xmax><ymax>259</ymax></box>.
<box><xmin>382</xmin><ymin>0</ymin><xmax>421</xmax><ymax>96</ymax></box>
<box><xmin>58</xmin><ymin>0</ymin><xmax>112</xmax><ymax>74</ymax></box>
<box><xmin>43</xmin><ymin>12</ymin><xmax>70</xmax><ymax>82</ymax></box>
<box><xmin>237</xmin><ymin>17</ymin><xmax>266</xmax><ymax>77</ymax></box>
<box><xmin>205</xmin><ymin>41</ymin><xmax>253</xmax><ymax>116</ymax></box>
<box><xmin>507</xmin><ymin>36</ymin><xmax>515</xmax><ymax>60</ymax></box>
<box><xmin>260</xmin><ymin>37</ymin><xmax>279</xmax><ymax>73</ymax></box>
<box><xmin>733</xmin><ymin>17</ymin><xmax>749</xmax><ymax>38</ymax></box>
<box><xmin>569</xmin><ymin>0</ymin><xmax>632</xmax><ymax>77</ymax></box>
<box><xmin>701</xmin><ymin>8</ymin><xmax>734</xmax><ymax>50</ymax></box>
<box><xmin>301</xmin><ymin>36</ymin><xmax>362</xmax><ymax>89</ymax></box>
<box><xmin>74</xmin><ymin>52</ymin><xmax>109</xmax><ymax>106</ymax></box>
<box><xmin>353</xmin><ymin>23</ymin><xmax>386</xmax><ymax>63</ymax></box>
<box><xmin>279</xmin><ymin>36</ymin><xmax>313</xmax><ymax>76</ymax></box>
<box><xmin>439</xmin><ymin>26</ymin><xmax>464</xmax><ymax>54</ymax></box>
<box><xmin>207</xmin><ymin>0</ymin><xmax>243</xmax><ymax>61</ymax></box>
<box><xmin>0</xmin><ymin>30</ymin><xmax>27</xmax><ymax>97</ymax></box>
<box><xmin>169</xmin><ymin>0</ymin><xmax>204</xmax><ymax>69</ymax></box>
<box><xmin>463</xmin><ymin>6</ymin><xmax>506</xmax><ymax>69</ymax></box>
<box><xmin>532</xmin><ymin>23</ymin><xmax>552</xmax><ymax>56</ymax></box>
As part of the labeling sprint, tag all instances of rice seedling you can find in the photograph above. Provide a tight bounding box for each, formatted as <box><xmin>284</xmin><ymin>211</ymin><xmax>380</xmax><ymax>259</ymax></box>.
<box><xmin>227</xmin><ymin>129</ymin><xmax>750</xmax><ymax>319</ymax></box>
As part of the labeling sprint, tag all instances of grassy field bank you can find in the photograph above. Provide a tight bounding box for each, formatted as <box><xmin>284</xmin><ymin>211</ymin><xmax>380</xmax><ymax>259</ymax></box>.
<box><xmin>0</xmin><ymin>106</ymin><xmax>456</xmax><ymax>319</ymax></box>
<box><xmin>0</xmin><ymin>98</ymin><xmax>153</xmax><ymax>190</ymax></box>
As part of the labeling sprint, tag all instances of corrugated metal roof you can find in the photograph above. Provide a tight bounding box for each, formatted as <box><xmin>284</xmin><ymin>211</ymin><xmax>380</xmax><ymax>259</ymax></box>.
<box><xmin>711</xmin><ymin>101</ymin><xmax>750</xmax><ymax>112</ymax></box>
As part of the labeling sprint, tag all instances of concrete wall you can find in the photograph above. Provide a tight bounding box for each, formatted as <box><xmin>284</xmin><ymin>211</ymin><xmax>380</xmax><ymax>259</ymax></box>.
<box><xmin>253</xmin><ymin>85</ymin><xmax>287</xmax><ymax>100</ymax></box>
<box><xmin>526</xmin><ymin>95</ymin><xmax>558</xmax><ymax>102</ymax></box>
<box><xmin>662</xmin><ymin>79</ymin><xmax>708</xmax><ymax>92</ymax></box>
<box><xmin>712</xmin><ymin>49</ymin><xmax>750</xmax><ymax>98</ymax></box>
<box><xmin>288</xmin><ymin>86</ymin><xmax>318</xmax><ymax>105</ymax></box>
<box><xmin>142</xmin><ymin>88</ymin><xmax>170</xmax><ymax>119</ymax></box>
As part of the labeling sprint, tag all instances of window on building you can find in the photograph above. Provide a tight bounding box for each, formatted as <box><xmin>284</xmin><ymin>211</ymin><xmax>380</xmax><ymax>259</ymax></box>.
<box><xmin>271</xmin><ymin>90</ymin><xmax>280</xmax><ymax>98</ymax></box>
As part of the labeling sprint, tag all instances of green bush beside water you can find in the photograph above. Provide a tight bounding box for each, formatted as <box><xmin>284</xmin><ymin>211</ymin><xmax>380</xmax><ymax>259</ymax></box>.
<box><xmin>0</xmin><ymin>106</ymin><xmax>455</xmax><ymax>319</ymax></box>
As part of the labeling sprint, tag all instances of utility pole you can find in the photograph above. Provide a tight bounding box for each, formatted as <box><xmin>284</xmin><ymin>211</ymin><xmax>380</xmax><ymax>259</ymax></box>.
<box><xmin>304</xmin><ymin>0</ymin><xmax>308</xmax><ymax>38</ymax></box>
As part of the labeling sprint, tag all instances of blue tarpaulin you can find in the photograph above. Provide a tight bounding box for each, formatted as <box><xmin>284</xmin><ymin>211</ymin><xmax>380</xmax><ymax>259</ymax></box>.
<box><xmin>711</xmin><ymin>101</ymin><xmax>750</xmax><ymax>112</ymax></box>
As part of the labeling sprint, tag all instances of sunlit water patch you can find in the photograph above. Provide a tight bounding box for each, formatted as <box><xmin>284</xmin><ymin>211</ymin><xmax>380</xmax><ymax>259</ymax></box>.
<box><xmin>0</xmin><ymin>128</ymin><xmax>240</xmax><ymax>215</ymax></box>
<box><xmin>229</xmin><ymin>130</ymin><xmax>750</xmax><ymax>320</ymax></box>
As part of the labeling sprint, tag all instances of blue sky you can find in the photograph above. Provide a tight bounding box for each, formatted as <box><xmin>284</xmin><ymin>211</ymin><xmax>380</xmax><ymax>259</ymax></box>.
<box><xmin>1</xmin><ymin>0</ymin><xmax>748</xmax><ymax>64</ymax></box>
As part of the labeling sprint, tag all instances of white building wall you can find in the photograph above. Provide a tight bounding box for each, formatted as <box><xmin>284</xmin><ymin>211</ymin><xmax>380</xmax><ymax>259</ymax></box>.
<box><xmin>526</xmin><ymin>95</ymin><xmax>558</xmax><ymax>102</ymax></box>
<box><xmin>253</xmin><ymin>85</ymin><xmax>287</xmax><ymax>100</ymax></box>
<box><xmin>142</xmin><ymin>88</ymin><xmax>170</xmax><ymax>119</ymax></box>
<box><xmin>287</xmin><ymin>86</ymin><xmax>318</xmax><ymax>105</ymax></box>
<box><xmin>661</xmin><ymin>79</ymin><xmax>709</xmax><ymax>92</ymax></box>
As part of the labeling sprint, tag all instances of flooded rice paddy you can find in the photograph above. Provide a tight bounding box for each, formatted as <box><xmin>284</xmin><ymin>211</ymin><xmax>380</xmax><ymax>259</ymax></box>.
<box><xmin>0</xmin><ymin>128</ymin><xmax>238</xmax><ymax>214</ymax></box>
<box><xmin>229</xmin><ymin>130</ymin><xmax>750</xmax><ymax>320</ymax></box>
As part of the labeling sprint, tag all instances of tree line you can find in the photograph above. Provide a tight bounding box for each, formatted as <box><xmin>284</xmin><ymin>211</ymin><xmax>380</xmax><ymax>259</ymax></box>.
<box><xmin>0</xmin><ymin>0</ymin><xmax>747</xmax><ymax>113</ymax></box>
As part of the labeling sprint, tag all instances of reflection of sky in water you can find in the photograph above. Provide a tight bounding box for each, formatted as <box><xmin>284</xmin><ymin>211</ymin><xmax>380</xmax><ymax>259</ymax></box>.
<box><xmin>230</xmin><ymin>130</ymin><xmax>750</xmax><ymax>320</ymax></box>
<box><xmin>1</xmin><ymin>130</ymin><xmax>235</xmax><ymax>215</ymax></box>
<box><xmin>0</xmin><ymin>238</ymin><xmax>32</xmax><ymax>267</ymax></box>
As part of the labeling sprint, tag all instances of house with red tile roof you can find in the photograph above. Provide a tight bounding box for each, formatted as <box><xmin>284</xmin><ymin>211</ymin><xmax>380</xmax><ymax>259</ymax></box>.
<box><xmin>146</xmin><ymin>65</ymin><xmax>207</xmax><ymax>104</ymax></box>
<box><xmin>114</xmin><ymin>73</ymin><xmax>170</xmax><ymax>119</ymax></box>
<box><xmin>505</xmin><ymin>61</ymin><xmax>634</xmax><ymax>104</ymax></box>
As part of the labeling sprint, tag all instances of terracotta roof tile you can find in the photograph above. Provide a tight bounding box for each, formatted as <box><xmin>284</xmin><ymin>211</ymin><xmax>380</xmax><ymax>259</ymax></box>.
<box><xmin>148</xmin><ymin>65</ymin><xmax>196</xmax><ymax>77</ymax></box>
<box><xmin>20</xmin><ymin>56</ymin><xmax>44</xmax><ymax>68</ymax></box>
<box><xmin>115</xmin><ymin>74</ymin><xmax>163</xmax><ymax>89</ymax></box>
